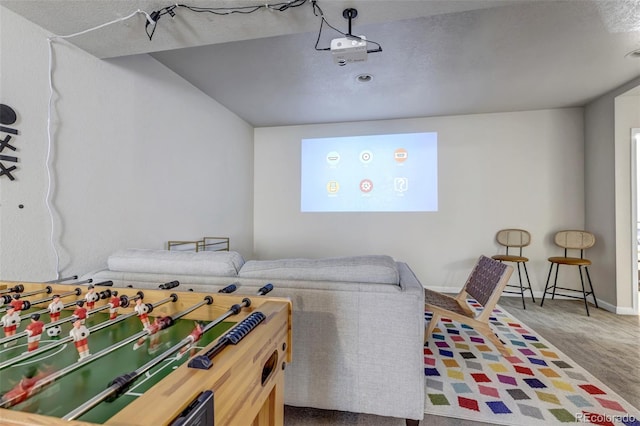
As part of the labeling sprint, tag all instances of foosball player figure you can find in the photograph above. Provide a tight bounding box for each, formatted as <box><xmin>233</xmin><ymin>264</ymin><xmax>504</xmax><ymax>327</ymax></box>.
<box><xmin>133</xmin><ymin>316</ymin><xmax>172</xmax><ymax>353</ymax></box>
<box><xmin>9</xmin><ymin>297</ymin><xmax>26</xmax><ymax>313</ymax></box>
<box><xmin>1</xmin><ymin>306</ymin><xmax>21</xmax><ymax>347</ymax></box>
<box><xmin>70</xmin><ymin>319</ymin><xmax>90</xmax><ymax>361</ymax></box>
<box><xmin>177</xmin><ymin>321</ymin><xmax>204</xmax><ymax>359</ymax></box>
<box><xmin>46</xmin><ymin>294</ymin><xmax>64</xmax><ymax>338</ymax></box>
<box><xmin>0</xmin><ymin>366</ymin><xmax>51</xmax><ymax>408</ymax></box>
<box><xmin>47</xmin><ymin>294</ymin><xmax>64</xmax><ymax>322</ymax></box>
<box><xmin>25</xmin><ymin>313</ymin><xmax>45</xmax><ymax>352</ymax></box>
<box><xmin>108</xmin><ymin>290</ymin><xmax>120</xmax><ymax>320</ymax></box>
<box><xmin>72</xmin><ymin>300</ymin><xmax>87</xmax><ymax>324</ymax></box>
<box><xmin>84</xmin><ymin>285</ymin><xmax>99</xmax><ymax>313</ymax></box>
<box><xmin>134</xmin><ymin>298</ymin><xmax>151</xmax><ymax>330</ymax></box>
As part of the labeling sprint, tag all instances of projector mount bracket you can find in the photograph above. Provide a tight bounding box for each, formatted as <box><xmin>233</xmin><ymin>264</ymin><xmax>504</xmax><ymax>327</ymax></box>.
<box><xmin>342</xmin><ymin>8</ymin><xmax>358</xmax><ymax>36</ymax></box>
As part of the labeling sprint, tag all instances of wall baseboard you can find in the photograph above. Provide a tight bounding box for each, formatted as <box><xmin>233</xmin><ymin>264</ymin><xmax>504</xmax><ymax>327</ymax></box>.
<box><xmin>422</xmin><ymin>285</ymin><xmax>638</xmax><ymax>315</ymax></box>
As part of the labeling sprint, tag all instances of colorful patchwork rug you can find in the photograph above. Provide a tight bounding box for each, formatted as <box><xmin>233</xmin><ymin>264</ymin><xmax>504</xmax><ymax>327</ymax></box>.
<box><xmin>424</xmin><ymin>303</ymin><xmax>640</xmax><ymax>425</ymax></box>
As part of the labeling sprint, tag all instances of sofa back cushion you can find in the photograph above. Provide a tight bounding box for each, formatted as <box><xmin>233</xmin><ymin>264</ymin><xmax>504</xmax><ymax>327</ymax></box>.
<box><xmin>108</xmin><ymin>249</ymin><xmax>245</xmax><ymax>277</ymax></box>
<box><xmin>238</xmin><ymin>255</ymin><xmax>399</xmax><ymax>284</ymax></box>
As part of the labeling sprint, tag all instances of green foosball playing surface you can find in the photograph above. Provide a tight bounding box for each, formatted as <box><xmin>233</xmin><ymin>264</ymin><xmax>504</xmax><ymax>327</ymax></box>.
<box><xmin>0</xmin><ymin>310</ymin><xmax>233</xmax><ymax>424</ymax></box>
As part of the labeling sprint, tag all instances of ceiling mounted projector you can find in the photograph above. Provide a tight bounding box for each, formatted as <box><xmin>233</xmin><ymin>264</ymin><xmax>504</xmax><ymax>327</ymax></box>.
<box><xmin>331</xmin><ymin>36</ymin><xmax>367</xmax><ymax>66</ymax></box>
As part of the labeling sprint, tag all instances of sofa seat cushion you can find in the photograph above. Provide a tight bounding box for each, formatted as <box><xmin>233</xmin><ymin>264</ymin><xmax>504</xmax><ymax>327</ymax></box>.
<box><xmin>107</xmin><ymin>249</ymin><xmax>245</xmax><ymax>277</ymax></box>
<box><xmin>238</xmin><ymin>255</ymin><xmax>399</xmax><ymax>284</ymax></box>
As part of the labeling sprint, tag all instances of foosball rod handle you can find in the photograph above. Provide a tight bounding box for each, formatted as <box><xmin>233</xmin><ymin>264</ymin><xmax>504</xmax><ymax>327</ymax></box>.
<box><xmin>257</xmin><ymin>283</ymin><xmax>273</xmax><ymax>295</ymax></box>
<box><xmin>184</xmin><ymin>297</ymin><xmax>251</xmax><ymax>369</ymax></box>
<box><xmin>159</xmin><ymin>280</ymin><xmax>180</xmax><ymax>290</ymax></box>
<box><xmin>0</xmin><ymin>284</ymin><xmax>24</xmax><ymax>295</ymax></box>
<box><xmin>188</xmin><ymin>310</ymin><xmax>266</xmax><ymax>370</ymax></box>
<box><xmin>218</xmin><ymin>283</ymin><xmax>237</xmax><ymax>293</ymax></box>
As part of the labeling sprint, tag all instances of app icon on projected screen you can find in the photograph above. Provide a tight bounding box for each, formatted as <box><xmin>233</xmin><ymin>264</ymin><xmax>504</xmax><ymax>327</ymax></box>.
<box><xmin>359</xmin><ymin>179</ymin><xmax>373</xmax><ymax>193</ymax></box>
<box><xmin>326</xmin><ymin>151</ymin><xmax>340</xmax><ymax>166</ymax></box>
<box><xmin>394</xmin><ymin>148</ymin><xmax>408</xmax><ymax>163</ymax></box>
<box><xmin>327</xmin><ymin>181</ymin><xmax>340</xmax><ymax>194</ymax></box>
<box><xmin>394</xmin><ymin>177</ymin><xmax>408</xmax><ymax>192</ymax></box>
<box><xmin>359</xmin><ymin>150</ymin><xmax>373</xmax><ymax>164</ymax></box>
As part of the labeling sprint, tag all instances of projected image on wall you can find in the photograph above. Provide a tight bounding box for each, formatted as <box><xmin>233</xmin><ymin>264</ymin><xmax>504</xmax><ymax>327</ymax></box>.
<box><xmin>301</xmin><ymin>132</ymin><xmax>438</xmax><ymax>212</ymax></box>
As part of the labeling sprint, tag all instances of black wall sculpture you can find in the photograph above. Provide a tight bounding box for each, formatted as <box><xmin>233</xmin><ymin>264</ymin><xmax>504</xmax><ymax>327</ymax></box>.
<box><xmin>0</xmin><ymin>104</ymin><xmax>19</xmax><ymax>181</ymax></box>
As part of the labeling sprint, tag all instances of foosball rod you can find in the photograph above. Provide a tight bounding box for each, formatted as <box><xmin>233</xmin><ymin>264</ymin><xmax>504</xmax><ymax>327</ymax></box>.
<box><xmin>0</xmin><ymin>293</ymin><xmax>177</xmax><ymax>371</ymax></box>
<box><xmin>2</xmin><ymin>286</ymin><xmax>126</xmax><ymax>345</ymax></box>
<box><xmin>13</xmin><ymin>288</ymin><xmax>82</xmax><ymax>314</ymax></box>
<box><xmin>18</xmin><ymin>295</ymin><xmax>80</xmax><ymax>322</ymax></box>
<box><xmin>181</xmin><ymin>285</ymin><xmax>271</xmax><ymax>370</ymax></box>
<box><xmin>38</xmin><ymin>289</ymin><xmax>131</xmax><ymax>330</ymax></box>
<box><xmin>45</xmin><ymin>275</ymin><xmax>79</xmax><ymax>283</ymax></box>
<box><xmin>0</xmin><ymin>293</ymin><xmax>210</xmax><ymax>410</ymax></box>
<box><xmin>53</xmin><ymin>278</ymin><xmax>94</xmax><ymax>286</ymax></box>
<box><xmin>0</xmin><ymin>286</ymin><xmax>52</xmax><ymax>312</ymax></box>
<box><xmin>188</xmin><ymin>306</ymin><xmax>265</xmax><ymax>370</ymax></box>
<box><xmin>0</xmin><ymin>284</ymin><xmax>24</xmax><ymax>295</ymax></box>
<box><xmin>63</xmin><ymin>297</ymin><xmax>251</xmax><ymax>421</ymax></box>
<box><xmin>0</xmin><ymin>289</ymin><xmax>82</xmax><ymax>346</ymax></box>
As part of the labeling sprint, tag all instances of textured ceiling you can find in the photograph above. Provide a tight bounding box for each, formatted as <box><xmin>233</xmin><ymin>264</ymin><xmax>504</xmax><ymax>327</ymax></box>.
<box><xmin>2</xmin><ymin>0</ymin><xmax>640</xmax><ymax>126</ymax></box>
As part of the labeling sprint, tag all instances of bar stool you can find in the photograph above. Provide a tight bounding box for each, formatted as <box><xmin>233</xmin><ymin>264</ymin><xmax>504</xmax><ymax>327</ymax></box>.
<box><xmin>492</xmin><ymin>229</ymin><xmax>535</xmax><ymax>309</ymax></box>
<box><xmin>541</xmin><ymin>230</ymin><xmax>598</xmax><ymax>316</ymax></box>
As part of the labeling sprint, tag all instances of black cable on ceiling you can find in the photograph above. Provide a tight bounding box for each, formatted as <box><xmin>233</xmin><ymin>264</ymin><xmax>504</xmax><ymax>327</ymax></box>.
<box><xmin>144</xmin><ymin>0</ymin><xmax>382</xmax><ymax>55</ymax></box>
<box><xmin>145</xmin><ymin>0</ymin><xmax>309</xmax><ymax>40</ymax></box>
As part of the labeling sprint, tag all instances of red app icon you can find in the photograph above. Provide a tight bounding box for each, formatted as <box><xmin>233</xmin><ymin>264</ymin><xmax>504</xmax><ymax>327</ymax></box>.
<box><xmin>360</xmin><ymin>179</ymin><xmax>373</xmax><ymax>193</ymax></box>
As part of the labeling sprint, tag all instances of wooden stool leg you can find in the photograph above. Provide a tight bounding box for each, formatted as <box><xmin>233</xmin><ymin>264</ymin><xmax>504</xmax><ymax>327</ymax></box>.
<box><xmin>476</xmin><ymin>322</ymin><xmax>509</xmax><ymax>356</ymax></box>
<box><xmin>424</xmin><ymin>312</ymin><xmax>441</xmax><ymax>345</ymax></box>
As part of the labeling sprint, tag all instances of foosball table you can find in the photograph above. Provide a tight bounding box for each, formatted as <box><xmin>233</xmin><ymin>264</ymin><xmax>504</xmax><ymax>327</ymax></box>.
<box><xmin>0</xmin><ymin>279</ymin><xmax>292</xmax><ymax>426</ymax></box>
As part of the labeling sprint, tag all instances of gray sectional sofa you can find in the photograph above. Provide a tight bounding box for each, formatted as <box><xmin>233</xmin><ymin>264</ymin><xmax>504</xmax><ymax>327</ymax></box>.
<box><xmin>82</xmin><ymin>249</ymin><xmax>425</xmax><ymax>423</ymax></box>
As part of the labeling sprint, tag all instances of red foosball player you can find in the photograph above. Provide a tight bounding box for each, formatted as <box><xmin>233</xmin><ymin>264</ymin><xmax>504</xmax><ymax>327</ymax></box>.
<box><xmin>134</xmin><ymin>298</ymin><xmax>151</xmax><ymax>330</ymax></box>
<box><xmin>84</xmin><ymin>285</ymin><xmax>99</xmax><ymax>313</ymax></box>
<box><xmin>72</xmin><ymin>300</ymin><xmax>87</xmax><ymax>324</ymax></box>
<box><xmin>133</xmin><ymin>316</ymin><xmax>172</xmax><ymax>353</ymax></box>
<box><xmin>1</xmin><ymin>306</ymin><xmax>21</xmax><ymax>347</ymax></box>
<box><xmin>9</xmin><ymin>298</ymin><xmax>26</xmax><ymax>313</ymax></box>
<box><xmin>69</xmin><ymin>319</ymin><xmax>90</xmax><ymax>361</ymax></box>
<box><xmin>0</xmin><ymin>366</ymin><xmax>51</xmax><ymax>409</ymax></box>
<box><xmin>108</xmin><ymin>291</ymin><xmax>120</xmax><ymax>320</ymax></box>
<box><xmin>47</xmin><ymin>294</ymin><xmax>64</xmax><ymax>322</ymax></box>
<box><xmin>25</xmin><ymin>313</ymin><xmax>45</xmax><ymax>352</ymax></box>
<box><xmin>177</xmin><ymin>322</ymin><xmax>204</xmax><ymax>359</ymax></box>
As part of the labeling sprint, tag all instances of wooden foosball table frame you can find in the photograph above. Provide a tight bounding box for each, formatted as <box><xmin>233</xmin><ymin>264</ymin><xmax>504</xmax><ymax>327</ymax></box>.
<box><xmin>0</xmin><ymin>281</ymin><xmax>292</xmax><ymax>426</ymax></box>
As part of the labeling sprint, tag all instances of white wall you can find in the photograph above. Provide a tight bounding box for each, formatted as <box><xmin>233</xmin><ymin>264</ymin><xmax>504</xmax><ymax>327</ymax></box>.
<box><xmin>254</xmin><ymin>109</ymin><xmax>585</xmax><ymax>292</ymax></box>
<box><xmin>0</xmin><ymin>7</ymin><xmax>254</xmax><ymax>281</ymax></box>
<box><xmin>614</xmin><ymin>94</ymin><xmax>640</xmax><ymax>313</ymax></box>
<box><xmin>585</xmin><ymin>76</ymin><xmax>640</xmax><ymax>313</ymax></box>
